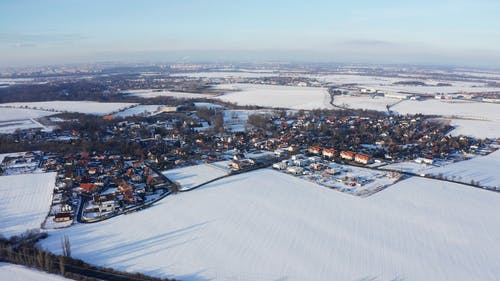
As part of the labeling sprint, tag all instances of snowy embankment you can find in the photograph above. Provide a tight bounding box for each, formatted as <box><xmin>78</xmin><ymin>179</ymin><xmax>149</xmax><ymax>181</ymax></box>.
<box><xmin>39</xmin><ymin>169</ymin><xmax>500</xmax><ymax>281</ymax></box>
<box><xmin>215</xmin><ymin>84</ymin><xmax>332</xmax><ymax>110</ymax></box>
<box><xmin>0</xmin><ymin>173</ymin><xmax>56</xmax><ymax>237</ymax></box>
<box><xmin>162</xmin><ymin>163</ymin><xmax>229</xmax><ymax>190</ymax></box>
<box><xmin>0</xmin><ymin>263</ymin><xmax>70</xmax><ymax>281</ymax></box>
<box><xmin>0</xmin><ymin>101</ymin><xmax>137</xmax><ymax>116</ymax></box>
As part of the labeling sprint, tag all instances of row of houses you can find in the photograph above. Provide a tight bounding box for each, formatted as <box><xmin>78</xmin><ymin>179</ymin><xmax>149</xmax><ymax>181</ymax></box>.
<box><xmin>308</xmin><ymin>146</ymin><xmax>373</xmax><ymax>164</ymax></box>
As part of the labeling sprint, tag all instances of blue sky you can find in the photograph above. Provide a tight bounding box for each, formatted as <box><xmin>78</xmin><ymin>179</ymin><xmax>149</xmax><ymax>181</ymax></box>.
<box><xmin>1</xmin><ymin>0</ymin><xmax>499</xmax><ymax>67</ymax></box>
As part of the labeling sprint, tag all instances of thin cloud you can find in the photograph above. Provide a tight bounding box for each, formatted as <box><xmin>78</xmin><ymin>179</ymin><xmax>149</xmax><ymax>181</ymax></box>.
<box><xmin>341</xmin><ymin>39</ymin><xmax>399</xmax><ymax>47</ymax></box>
<box><xmin>0</xmin><ymin>33</ymin><xmax>87</xmax><ymax>43</ymax></box>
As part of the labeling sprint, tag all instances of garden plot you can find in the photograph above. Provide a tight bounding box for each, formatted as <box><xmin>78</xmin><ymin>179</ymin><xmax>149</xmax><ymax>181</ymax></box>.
<box><xmin>278</xmin><ymin>160</ymin><xmax>401</xmax><ymax>196</ymax></box>
<box><xmin>0</xmin><ymin>151</ymin><xmax>43</xmax><ymax>175</ymax></box>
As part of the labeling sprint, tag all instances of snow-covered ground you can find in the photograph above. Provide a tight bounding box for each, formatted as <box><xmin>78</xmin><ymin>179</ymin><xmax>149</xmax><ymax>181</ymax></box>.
<box><xmin>113</xmin><ymin>105</ymin><xmax>163</xmax><ymax>118</ymax></box>
<box><xmin>0</xmin><ymin>173</ymin><xmax>55</xmax><ymax>237</ymax></box>
<box><xmin>0</xmin><ymin>119</ymin><xmax>50</xmax><ymax>134</ymax></box>
<box><xmin>0</xmin><ymin>107</ymin><xmax>56</xmax><ymax>122</ymax></box>
<box><xmin>162</xmin><ymin>163</ymin><xmax>229</xmax><ymax>190</ymax></box>
<box><xmin>215</xmin><ymin>83</ymin><xmax>332</xmax><ymax>109</ymax></box>
<box><xmin>383</xmin><ymin>161</ymin><xmax>436</xmax><ymax>175</ymax></box>
<box><xmin>426</xmin><ymin>149</ymin><xmax>500</xmax><ymax>189</ymax></box>
<box><xmin>0</xmin><ymin>101</ymin><xmax>137</xmax><ymax>116</ymax></box>
<box><xmin>171</xmin><ymin>71</ymin><xmax>281</xmax><ymax>78</ymax></box>
<box><xmin>0</xmin><ymin>263</ymin><xmax>70</xmax><ymax>281</ymax></box>
<box><xmin>315</xmin><ymin>73</ymin><xmax>500</xmax><ymax>94</ymax></box>
<box><xmin>390</xmin><ymin>100</ymin><xmax>500</xmax><ymax>138</ymax></box>
<box><xmin>447</xmin><ymin>118</ymin><xmax>500</xmax><ymax>139</ymax></box>
<box><xmin>193</xmin><ymin>102</ymin><xmax>223</xmax><ymax>109</ymax></box>
<box><xmin>0</xmin><ymin>107</ymin><xmax>57</xmax><ymax>134</ymax></box>
<box><xmin>123</xmin><ymin>89</ymin><xmax>213</xmax><ymax>99</ymax></box>
<box><xmin>332</xmin><ymin>95</ymin><xmax>400</xmax><ymax>111</ymax></box>
<box><xmin>39</xmin><ymin>169</ymin><xmax>500</xmax><ymax>281</ymax></box>
<box><xmin>392</xmin><ymin>99</ymin><xmax>500</xmax><ymax>122</ymax></box>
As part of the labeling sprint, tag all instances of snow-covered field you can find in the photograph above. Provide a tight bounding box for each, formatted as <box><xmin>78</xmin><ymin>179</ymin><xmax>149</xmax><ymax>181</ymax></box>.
<box><xmin>124</xmin><ymin>89</ymin><xmax>213</xmax><ymax>99</ymax></box>
<box><xmin>332</xmin><ymin>95</ymin><xmax>400</xmax><ymax>111</ymax></box>
<box><xmin>162</xmin><ymin>163</ymin><xmax>229</xmax><ymax>190</ymax></box>
<box><xmin>0</xmin><ymin>107</ymin><xmax>57</xmax><ymax>134</ymax></box>
<box><xmin>39</xmin><ymin>169</ymin><xmax>500</xmax><ymax>281</ymax></box>
<box><xmin>0</xmin><ymin>119</ymin><xmax>49</xmax><ymax>134</ymax></box>
<box><xmin>390</xmin><ymin>100</ymin><xmax>500</xmax><ymax>138</ymax></box>
<box><xmin>0</xmin><ymin>172</ymin><xmax>55</xmax><ymax>237</ymax></box>
<box><xmin>315</xmin><ymin>73</ymin><xmax>500</xmax><ymax>94</ymax></box>
<box><xmin>383</xmin><ymin>161</ymin><xmax>435</xmax><ymax>175</ymax></box>
<box><xmin>215</xmin><ymin>84</ymin><xmax>332</xmax><ymax>109</ymax></box>
<box><xmin>0</xmin><ymin>263</ymin><xmax>70</xmax><ymax>281</ymax></box>
<box><xmin>0</xmin><ymin>101</ymin><xmax>137</xmax><ymax>116</ymax></box>
<box><xmin>171</xmin><ymin>71</ymin><xmax>281</xmax><ymax>78</ymax></box>
<box><xmin>447</xmin><ymin>118</ymin><xmax>500</xmax><ymax>139</ymax></box>
<box><xmin>393</xmin><ymin>99</ymin><xmax>500</xmax><ymax>122</ymax></box>
<box><xmin>0</xmin><ymin>107</ymin><xmax>56</xmax><ymax>122</ymax></box>
<box><xmin>427</xmin><ymin>149</ymin><xmax>500</xmax><ymax>189</ymax></box>
<box><xmin>113</xmin><ymin>105</ymin><xmax>163</xmax><ymax>118</ymax></box>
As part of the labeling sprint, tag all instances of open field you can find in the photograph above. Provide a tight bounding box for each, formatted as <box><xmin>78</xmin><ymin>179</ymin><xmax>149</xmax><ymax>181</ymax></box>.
<box><xmin>0</xmin><ymin>107</ymin><xmax>56</xmax><ymax>122</ymax></box>
<box><xmin>447</xmin><ymin>118</ymin><xmax>500</xmax><ymax>139</ymax></box>
<box><xmin>39</xmin><ymin>169</ymin><xmax>500</xmax><ymax>281</ymax></box>
<box><xmin>0</xmin><ymin>172</ymin><xmax>55</xmax><ymax>237</ymax></box>
<box><xmin>162</xmin><ymin>163</ymin><xmax>229</xmax><ymax>191</ymax></box>
<box><xmin>113</xmin><ymin>105</ymin><xmax>163</xmax><ymax>118</ymax></box>
<box><xmin>123</xmin><ymin>89</ymin><xmax>213</xmax><ymax>99</ymax></box>
<box><xmin>171</xmin><ymin>71</ymin><xmax>282</xmax><ymax>78</ymax></box>
<box><xmin>393</xmin><ymin>99</ymin><xmax>500</xmax><ymax>121</ymax></box>
<box><xmin>314</xmin><ymin>73</ymin><xmax>500</xmax><ymax>94</ymax></box>
<box><xmin>215</xmin><ymin>83</ymin><xmax>332</xmax><ymax>109</ymax></box>
<box><xmin>426</xmin><ymin>149</ymin><xmax>500</xmax><ymax>189</ymax></box>
<box><xmin>0</xmin><ymin>107</ymin><xmax>57</xmax><ymax>134</ymax></box>
<box><xmin>332</xmin><ymin>95</ymin><xmax>400</xmax><ymax>111</ymax></box>
<box><xmin>0</xmin><ymin>101</ymin><xmax>137</xmax><ymax>116</ymax></box>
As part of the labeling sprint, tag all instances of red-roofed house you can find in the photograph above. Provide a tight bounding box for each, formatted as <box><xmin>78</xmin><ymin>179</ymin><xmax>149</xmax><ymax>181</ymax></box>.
<box><xmin>354</xmin><ymin>154</ymin><xmax>372</xmax><ymax>164</ymax></box>
<box><xmin>340</xmin><ymin>151</ymin><xmax>356</xmax><ymax>161</ymax></box>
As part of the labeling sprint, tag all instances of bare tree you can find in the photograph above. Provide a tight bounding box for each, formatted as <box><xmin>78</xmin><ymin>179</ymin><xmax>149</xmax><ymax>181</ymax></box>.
<box><xmin>61</xmin><ymin>235</ymin><xmax>71</xmax><ymax>257</ymax></box>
